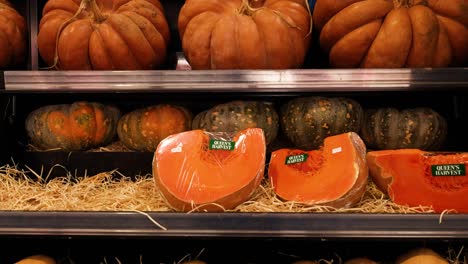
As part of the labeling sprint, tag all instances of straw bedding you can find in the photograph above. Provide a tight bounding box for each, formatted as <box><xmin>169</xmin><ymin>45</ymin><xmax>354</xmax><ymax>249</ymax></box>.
<box><xmin>0</xmin><ymin>162</ymin><xmax>437</xmax><ymax>213</ymax></box>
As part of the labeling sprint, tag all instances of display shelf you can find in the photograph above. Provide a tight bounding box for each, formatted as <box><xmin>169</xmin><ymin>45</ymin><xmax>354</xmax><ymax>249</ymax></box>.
<box><xmin>0</xmin><ymin>211</ymin><xmax>467</xmax><ymax>239</ymax></box>
<box><xmin>3</xmin><ymin>68</ymin><xmax>468</xmax><ymax>92</ymax></box>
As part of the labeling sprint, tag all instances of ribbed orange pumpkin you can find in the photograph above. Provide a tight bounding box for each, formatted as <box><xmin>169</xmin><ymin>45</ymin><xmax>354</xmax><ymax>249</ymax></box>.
<box><xmin>0</xmin><ymin>0</ymin><xmax>26</xmax><ymax>69</ymax></box>
<box><xmin>37</xmin><ymin>0</ymin><xmax>170</xmax><ymax>70</ymax></box>
<box><xmin>117</xmin><ymin>104</ymin><xmax>192</xmax><ymax>152</ymax></box>
<box><xmin>178</xmin><ymin>0</ymin><xmax>312</xmax><ymax>69</ymax></box>
<box><xmin>313</xmin><ymin>0</ymin><xmax>468</xmax><ymax>68</ymax></box>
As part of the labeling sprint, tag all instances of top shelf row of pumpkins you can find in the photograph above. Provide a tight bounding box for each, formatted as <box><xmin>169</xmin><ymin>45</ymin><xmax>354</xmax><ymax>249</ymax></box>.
<box><xmin>0</xmin><ymin>0</ymin><xmax>467</xmax><ymax>71</ymax></box>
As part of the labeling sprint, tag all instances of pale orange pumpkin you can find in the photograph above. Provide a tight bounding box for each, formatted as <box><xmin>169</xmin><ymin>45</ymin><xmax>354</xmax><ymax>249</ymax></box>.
<box><xmin>178</xmin><ymin>0</ymin><xmax>312</xmax><ymax>70</ymax></box>
<box><xmin>313</xmin><ymin>0</ymin><xmax>468</xmax><ymax>68</ymax></box>
<box><xmin>0</xmin><ymin>0</ymin><xmax>26</xmax><ymax>69</ymax></box>
<box><xmin>37</xmin><ymin>0</ymin><xmax>170</xmax><ymax>70</ymax></box>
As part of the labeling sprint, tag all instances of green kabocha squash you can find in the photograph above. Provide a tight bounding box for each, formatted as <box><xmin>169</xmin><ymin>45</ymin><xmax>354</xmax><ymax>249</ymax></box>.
<box><xmin>281</xmin><ymin>96</ymin><xmax>363</xmax><ymax>150</ymax></box>
<box><xmin>361</xmin><ymin>107</ymin><xmax>447</xmax><ymax>150</ymax></box>
<box><xmin>25</xmin><ymin>102</ymin><xmax>121</xmax><ymax>151</ymax></box>
<box><xmin>117</xmin><ymin>104</ymin><xmax>192</xmax><ymax>152</ymax></box>
<box><xmin>192</xmin><ymin>100</ymin><xmax>279</xmax><ymax>145</ymax></box>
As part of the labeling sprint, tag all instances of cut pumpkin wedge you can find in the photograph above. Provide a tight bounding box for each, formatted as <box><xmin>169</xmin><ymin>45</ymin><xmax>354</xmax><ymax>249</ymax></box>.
<box><xmin>153</xmin><ymin>128</ymin><xmax>266</xmax><ymax>212</ymax></box>
<box><xmin>367</xmin><ymin>149</ymin><xmax>468</xmax><ymax>213</ymax></box>
<box><xmin>268</xmin><ymin>132</ymin><xmax>368</xmax><ymax>208</ymax></box>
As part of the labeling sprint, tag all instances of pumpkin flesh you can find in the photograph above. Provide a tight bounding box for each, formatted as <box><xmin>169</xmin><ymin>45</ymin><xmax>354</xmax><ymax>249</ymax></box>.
<box><xmin>367</xmin><ymin>149</ymin><xmax>468</xmax><ymax>213</ymax></box>
<box><xmin>313</xmin><ymin>0</ymin><xmax>468</xmax><ymax>67</ymax></box>
<box><xmin>153</xmin><ymin>128</ymin><xmax>266</xmax><ymax>211</ymax></box>
<box><xmin>268</xmin><ymin>132</ymin><xmax>368</xmax><ymax>208</ymax></box>
<box><xmin>38</xmin><ymin>0</ymin><xmax>170</xmax><ymax>70</ymax></box>
<box><xmin>178</xmin><ymin>0</ymin><xmax>311</xmax><ymax>69</ymax></box>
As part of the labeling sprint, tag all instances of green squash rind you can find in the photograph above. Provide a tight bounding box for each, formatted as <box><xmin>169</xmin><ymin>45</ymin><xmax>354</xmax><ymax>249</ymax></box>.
<box><xmin>192</xmin><ymin>100</ymin><xmax>279</xmax><ymax>145</ymax></box>
<box><xmin>280</xmin><ymin>96</ymin><xmax>363</xmax><ymax>150</ymax></box>
<box><xmin>361</xmin><ymin>107</ymin><xmax>447</xmax><ymax>150</ymax></box>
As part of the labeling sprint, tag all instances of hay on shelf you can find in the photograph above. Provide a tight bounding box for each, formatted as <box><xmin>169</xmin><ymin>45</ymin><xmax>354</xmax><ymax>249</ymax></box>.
<box><xmin>0</xmin><ymin>163</ymin><xmax>437</xmax><ymax>214</ymax></box>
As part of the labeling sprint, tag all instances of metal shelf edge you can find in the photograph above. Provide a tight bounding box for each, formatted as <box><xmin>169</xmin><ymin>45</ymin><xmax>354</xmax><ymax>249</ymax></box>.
<box><xmin>3</xmin><ymin>68</ymin><xmax>468</xmax><ymax>92</ymax></box>
<box><xmin>0</xmin><ymin>211</ymin><xmax>467</xmax><ymax>238</ymax></box>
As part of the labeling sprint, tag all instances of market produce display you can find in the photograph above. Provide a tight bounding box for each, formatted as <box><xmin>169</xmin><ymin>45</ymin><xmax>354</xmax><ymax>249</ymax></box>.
<box><xmin>0</xmin><ymin>0</ymin><xmax>26</xmax><ymax>69</ymax></box>
<box><xmin>280</xmin><ymin>96</ymin><xmax>363</xmax><ymax>150</ymax></box>
<box><xmin>37</xmin><ymin>0</ymin><xmax>170</xmax><ymax>70</ymax></box>
<box><xmin>367</xmin><ymin>148</ymin><xmax>468</xmax><ymax>213</ymax></box>
<box><xmin>153</xmin><ymin>128</ymin><xmax>266</xmax><ymax>212</ymax></box>
<box><xmin>178</xmin><ymin>0</ymin><xmax>312</xmax><ymax>69</ymax></box>
<box><xmin>312</xmin><ymin>0</ymin><xmax>468</xmax><ymax>68</ymax></box>
<box><xmin>361</xmin><ymin>107</ymin><xmax>447</xmax><ymax>150</ymax></box>
<box><xmin>117</xmin><ymin>104</ymin><xmax>192</xmax><ymax>152</ymax></box>
<box><xmin>25</xmin><ymin>101</ymin><xmax>121</xmax><ymax>151</ymax></box>
<box><xmin>268</xmin><ymin>132</ymin><xmax>368</xmax><ymax>208</ymax></box>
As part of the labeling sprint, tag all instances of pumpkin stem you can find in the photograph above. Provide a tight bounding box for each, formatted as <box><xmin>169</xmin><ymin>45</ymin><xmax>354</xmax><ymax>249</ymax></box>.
<box><xmin>88</xmin><ymin>0</ymin><xmax>107</xmax><ymax>23</ymax></box>
<box><xmin>237</xmin><ymin>0</ymin><xmax>260</xmax><ymax>16</ymax></box>
<box><xmin>41</xmin><ymin>0</ymin><xmax>106</xmax><ymax>70</ymax></box>
<box><xmin>393</xmin><ymin>0</ymin><xmax>411</xmax><ymax>8</ymax></box>
<box><xmin>41</xmin><ymin>0</ymin><xmax>90</xmax><ymax>70</ymax></box>
<box><xmin>304</xmin><ymin>0</ymin><xmax>313</xmax><ymax>37</ymax></box>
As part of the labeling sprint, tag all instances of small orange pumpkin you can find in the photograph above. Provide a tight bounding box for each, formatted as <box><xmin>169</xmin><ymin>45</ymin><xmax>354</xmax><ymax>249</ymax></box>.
<box><xmin>37</xmin><ymin>0</ymin><xmax>170</xmax><ymax>70</ymax></box>
<box><xmin>0</xmin><ymin>0</ymin><xmax>26</xmax><ymax>69</ymax></box>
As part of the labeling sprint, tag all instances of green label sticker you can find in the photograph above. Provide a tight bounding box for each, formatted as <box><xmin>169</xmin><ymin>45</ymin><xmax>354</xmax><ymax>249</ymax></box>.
<box><xmin>285</xmin><ymin>154</ymin><xmax>308</xmax><ymax>165</ymax></box>
<box><xmin>209</xmin><ymin>139</ymin><xmax>235</xmax><ymax>150</ymax></box>
<box><xmin>431</xmin><ymin>164</ymin><xmax>466</xmax><ymax>176</ymax></box>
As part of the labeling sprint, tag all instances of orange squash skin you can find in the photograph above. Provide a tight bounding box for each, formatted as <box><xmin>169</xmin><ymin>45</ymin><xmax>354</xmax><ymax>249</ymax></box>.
<box><xmin>178</xmin><ymin>0</ymin><xmax>312</xmax><ymax>70</ymax></box>
<box><xmin>153</xmin><ymin>128</ymin><xmax>266</xmax><ymax>212</ymax></box>
<box><xmin>396</xmin><ymin>248</ymin><xmax>448</xmax><ymax>264</ymax></box>
<box><xmin>15</xmin><ymin>254</ymin><xmax>56</xmax><ymax>264</ymax></box>
<box><xmin>117</xmin><ymin>104</ymin><xmax>192</xmax><ymax>152</ymax></box>
<box><xmin>0</xmin><ymin>0</ymin><xmax>26</xmax><ymax>69</ymax></box>
<box><xmin>268</xmin><ymin>132</ymin><xmax>368</xmax><ymax>208</ymax></box>
<box><xmin>367</xmin><ymin>149</ymin><xmax>468</xmax><ymax>212</ymax></box>
<box><xmin>25</xmin><ymin>102</ymin><xmax>121</xmax><ymax>151</ymax></box>
<box><xmin>37</xmin><ymin>0</ymin><xmax>170</xmax><ymax>70</ymax></box>
<box><xmin>313</xmin><ymin>0</ymin><xmax>468</xmax><ymax>67</ymax></box>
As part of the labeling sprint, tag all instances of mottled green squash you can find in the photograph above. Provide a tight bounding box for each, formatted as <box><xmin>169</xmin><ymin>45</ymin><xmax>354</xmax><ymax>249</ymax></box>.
<box><xmin>192</xmin><ymin>101</ymin><xmax>279</xmax><ymax>145</ymax></box>
<box><xmin>281</xmin><ymin>96</ymin><xmax>363</xmax><ymax>150</ymax></box>
<box><xmin>25</xmin><ymin>102</ymin><xmax>121</xmax><ymax>151</ymax></box>
<box><xmin>117</xmin><ymin>104</ymin><xmax>192</xmax><ymax>152</ymax></box>
<box><xmin>361</xmin><ymin>107</ymin><xmax>447</xmax><ymax>150</ymax></box>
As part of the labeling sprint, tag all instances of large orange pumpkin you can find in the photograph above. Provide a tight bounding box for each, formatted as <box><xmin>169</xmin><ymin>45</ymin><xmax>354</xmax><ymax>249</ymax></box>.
<box><xmin>37</xmin><ymin>0</ymin><xmax>170</xmax><ymax>70</ymax></box>
<box><xmin>313</xmin><ymin>0</ymin><xmax>468</xmax><ymax>68</ymax></box>
<box><xmin>0</xmin><ymin>0</ymin><xmax>26</xmax><ymax>69</ymax></box>
<box><xmin>178</xmin><ymin>0</ymin><xmax>312</xmax><ymax>70</ymax></box>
